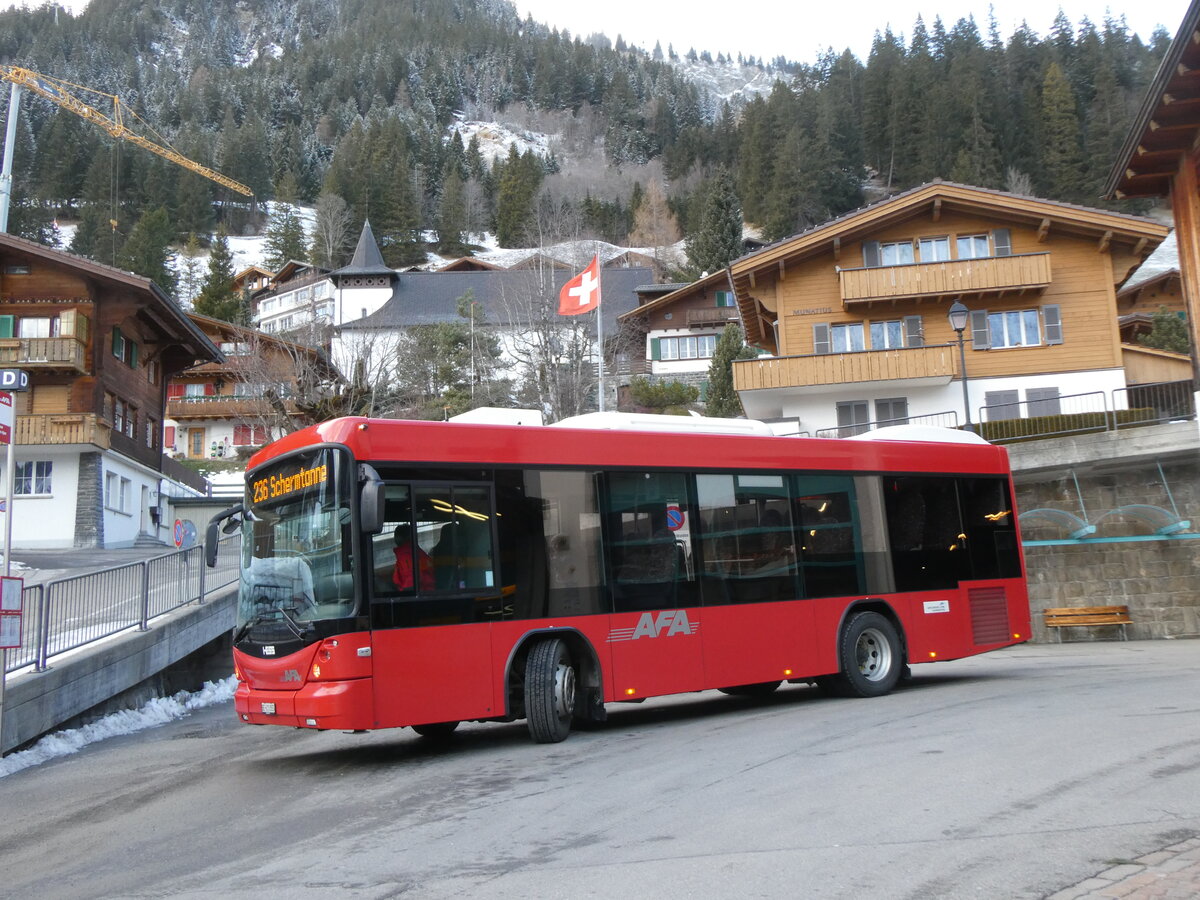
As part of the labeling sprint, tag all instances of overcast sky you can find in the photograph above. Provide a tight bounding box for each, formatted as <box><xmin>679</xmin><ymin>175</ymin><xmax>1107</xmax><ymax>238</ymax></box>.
<box><xmin>513</xmin><ymin>1</ymin><xmax>1186</xmax><ymax>62</ymax></box>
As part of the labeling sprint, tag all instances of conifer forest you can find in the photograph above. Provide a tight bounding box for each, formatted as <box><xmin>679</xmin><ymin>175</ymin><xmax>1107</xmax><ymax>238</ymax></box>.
<box><xmin>0</xmin><ymin>0</ymin><xmax>1171</xmax><ymax>277</ymax></box>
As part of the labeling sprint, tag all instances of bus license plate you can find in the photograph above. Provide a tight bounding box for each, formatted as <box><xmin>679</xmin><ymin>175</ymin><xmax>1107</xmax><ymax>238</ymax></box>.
<box><xmin>261</xmin><ymin>702</ymin><xmax>276</xmax><ymax>715</ymax></box>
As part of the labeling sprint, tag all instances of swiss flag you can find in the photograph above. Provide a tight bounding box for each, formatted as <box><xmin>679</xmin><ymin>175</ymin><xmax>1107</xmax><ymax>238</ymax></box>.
<box><xmin>558</xmin><ymin>255</ymin><xmax>601</xmax><ymax>316</ymax></box>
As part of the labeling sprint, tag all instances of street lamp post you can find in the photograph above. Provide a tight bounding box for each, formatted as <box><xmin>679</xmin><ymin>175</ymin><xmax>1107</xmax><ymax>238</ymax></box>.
<box><xmin>948</xmin><ymin>300</ymin><xmax>975</xmax><ymax>433</ymax></box>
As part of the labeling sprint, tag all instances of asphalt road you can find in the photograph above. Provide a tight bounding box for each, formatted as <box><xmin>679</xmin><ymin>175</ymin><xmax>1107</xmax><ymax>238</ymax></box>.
<box><xmin>1</xmin><ymin>641</ymin><xmax>1198</xmax><ymax>899</ymax></box>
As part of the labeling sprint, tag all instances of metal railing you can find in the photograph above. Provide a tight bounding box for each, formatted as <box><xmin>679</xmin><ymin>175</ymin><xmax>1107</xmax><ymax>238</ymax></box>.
<box><xmin>814</xmin><ymin>410</ymin><xmax>960</xmax><ymax>439</ymax></box>
<box><xmin>4</xmin><ymin>536</ymin><xmax>240</xmax><ymax>675</ymax></box>
<box><xmin>978</xmin><ymin>380</ymin><xmax>1196</xmax><ymax>443</ymax></box>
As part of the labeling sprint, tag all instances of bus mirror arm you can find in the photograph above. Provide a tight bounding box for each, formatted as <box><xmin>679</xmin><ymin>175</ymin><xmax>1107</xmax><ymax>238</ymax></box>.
<box><xmin>205</xmin><ymin>503</ymin><xmax>244</xmax><ymax>568</ymax></box>
<box><xmin>359</xmin><ymin>464</ymin><xmax>386</xmax><ymax>534</ymax></box>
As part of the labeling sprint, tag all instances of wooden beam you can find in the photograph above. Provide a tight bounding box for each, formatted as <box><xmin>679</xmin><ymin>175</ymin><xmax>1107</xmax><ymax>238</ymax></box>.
<box><xmin>1180</xmin><ymin>63</ymin><xmax>1194</xmax><ymax>77</ymax></box>
<box><xmin>778</xmin><ymin>260</ymin><xmax>786</xmax><ymax>280</ymax></box>
<box><xmin>832</xmin><ymin>237</ymin><xmax>841</xmax><ymax>261</ymax></box>
<box><xmin>932</xmin><ymin>198</ymin><xmax>942</xmax><ymax>222</ymax></box>
<box><xmin>1037</xmin><ymin>218</ymin><xmax>1051</xmax><ymax>242</ymax></box>
<box><xmin>1133</xmin><ymin>237</ymin><xmax>1148</xmax><ymax>257</ymax></box>
<box><xmin>749</xmin><ymin>270</ymin><xmax>757</xmax><ymax>289</ymax></box>
<box><xmin>1097</xmin><ymin>230</ymin><xmax>1112</xmax><ymax>254</ymax></box>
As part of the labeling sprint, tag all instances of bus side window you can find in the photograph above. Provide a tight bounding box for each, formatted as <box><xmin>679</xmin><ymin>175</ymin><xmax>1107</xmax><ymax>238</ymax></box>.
<box><xmin>603</xmin><ymin>471</ymin><xmax>697</xmax><ymax>613</ymax></box>
<box><xmin>520</xmin><ymin>470</ymin><xmax>607</xmax><ymax>619</ymax></box>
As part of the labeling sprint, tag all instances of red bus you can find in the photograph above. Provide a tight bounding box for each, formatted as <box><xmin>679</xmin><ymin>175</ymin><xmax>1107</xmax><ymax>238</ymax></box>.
<box><xmin>206</xmin><ymin>415</ymin><xmax>1029</xmax><ymax>743</ymax></box>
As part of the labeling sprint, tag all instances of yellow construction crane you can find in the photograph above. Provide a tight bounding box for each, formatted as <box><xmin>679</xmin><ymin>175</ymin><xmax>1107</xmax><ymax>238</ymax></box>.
<box><xmin>0</xmin><ymin>65</ymin><xmax>253</xmax><ymax>231</ymax></box>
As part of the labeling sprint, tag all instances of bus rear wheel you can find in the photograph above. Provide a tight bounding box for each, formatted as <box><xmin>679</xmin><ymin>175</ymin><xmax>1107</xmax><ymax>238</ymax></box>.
<box><xmin>830</xmin><ymin>611</ymin><xmax>903</xmax><ymax>698</ymax></box>
<box><xmin>525</xmin><ymin>638</ymin><xmax>576</xmax><ymax>743</ymax></box>
<box><xmin>411</xmin><ymin>721</ymin><xmax>459</xmax><ymax>739</ymax></box>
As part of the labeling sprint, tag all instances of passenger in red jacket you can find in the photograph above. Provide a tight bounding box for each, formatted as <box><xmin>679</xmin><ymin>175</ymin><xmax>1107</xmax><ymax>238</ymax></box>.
<box><xmin>393</xmin><ymin>524</ymin><xmax>435</xmax><ymax>591</ymax></box>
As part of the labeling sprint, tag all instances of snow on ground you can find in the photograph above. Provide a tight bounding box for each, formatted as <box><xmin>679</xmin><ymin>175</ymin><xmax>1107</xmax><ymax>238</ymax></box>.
<box><xmin>0</xmin><ymin>675</ymin><xmax>237</xmax><ymax>778</ymax></box>
<box><xmin>450</xmin><ymin>114</ymin><xmax>553</xmax><ymax>164</ymax></box>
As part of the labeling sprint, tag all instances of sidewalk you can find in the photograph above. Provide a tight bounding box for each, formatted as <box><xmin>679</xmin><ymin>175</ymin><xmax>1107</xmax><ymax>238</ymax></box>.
<box><xmin>6</xmin><ymin>545</ymin><xmax>178</xmax><ymax>587</ymax></box>
<box><xmin>1048</xmin><ymin>835</ymin><xmax>1200</xmax><ymax>899</ymax></box>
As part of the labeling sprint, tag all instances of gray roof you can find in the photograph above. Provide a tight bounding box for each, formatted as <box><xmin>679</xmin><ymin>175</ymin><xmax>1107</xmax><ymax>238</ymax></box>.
<box><xmin>332</xmin><ymin>220</ymin><xmax>394</xmax><ymax>278</ymax></box>
<box><xmin>339</xmin><ymin>266</ymin><xmax>657</xmax><ymax>334</ymax></box>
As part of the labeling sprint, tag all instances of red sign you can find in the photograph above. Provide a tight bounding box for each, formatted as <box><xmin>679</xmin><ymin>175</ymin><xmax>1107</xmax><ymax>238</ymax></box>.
<box><xmin>0</xmin><ymin>391</ymin><xmax>12</xmax><ymax>446</ymax></box>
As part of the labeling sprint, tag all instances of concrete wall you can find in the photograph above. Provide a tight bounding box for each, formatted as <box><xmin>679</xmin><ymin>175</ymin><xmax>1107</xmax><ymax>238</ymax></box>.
<box><xmin>1</xmin><ymin>587</ymin><xmax>236</xmax><ymax>754</ymax></box>
<box><xmin>1011</xmin><ymin>423</ymin><xmax>1200</xmax><ymax>643</ymax></box>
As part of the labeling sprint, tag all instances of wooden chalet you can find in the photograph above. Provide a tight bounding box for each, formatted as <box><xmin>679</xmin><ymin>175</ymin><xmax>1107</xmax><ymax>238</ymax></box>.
<box><xmin>0</xmin><ymin>232</ymin><xmax>221</xmax><ymax>548</ymax></box>
<box><xmin>1107</xmin><ymin>0</ymin><xmax>1200</xmax><ymax>391</ymax></box>
<box><xmin>167</xmin><ymin>314</ymin><xmax>341</xmax><ymax>461</ymax></box>
<box><xmin>727</xmin><ymin>181</ymin><xmax>1167</xmax><ymax>435</ymax></box>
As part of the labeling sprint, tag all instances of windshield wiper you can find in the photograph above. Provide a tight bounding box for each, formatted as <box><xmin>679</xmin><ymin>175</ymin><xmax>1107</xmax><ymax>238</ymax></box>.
<box><xmin>234</xmin><ymin>606</ymin><xmax>311</xmax><ymax>643</ymax></box>
<box><xmin>277</xmin><ymin>605</ymin><xmax>310</xmax><ymax>640</ymax></box>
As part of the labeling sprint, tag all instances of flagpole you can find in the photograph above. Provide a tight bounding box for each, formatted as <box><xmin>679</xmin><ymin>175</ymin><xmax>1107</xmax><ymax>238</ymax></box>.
<box><xmin>596</xmin><ymin>301</ymin><xmax>605</xmax><ymax>412</ymax></box>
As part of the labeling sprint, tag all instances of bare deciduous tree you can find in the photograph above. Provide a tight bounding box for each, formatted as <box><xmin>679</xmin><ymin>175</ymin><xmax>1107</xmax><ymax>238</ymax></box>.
<box><xmin>311</xmin><ymin>192</ymin><xmax>353</xmax><ymax>269</ymax></box>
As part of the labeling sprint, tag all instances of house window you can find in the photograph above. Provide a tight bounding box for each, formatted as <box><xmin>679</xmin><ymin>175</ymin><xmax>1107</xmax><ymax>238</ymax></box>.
<box><xmin>957</xmin><ymin>234</ymin><xmax>990</xmax><ymax>260</ymax></box>
<box><xmin>880</xmin><ymin>241</ymin><xmax>915</xmax><ymax>266</ymax></box>
<box><xmin>869</xmin><ymin>320</ymin><xmax>904</xmax><ymax>349</ymax></box>
<box><xmin>105</xmin><ymin>471</ymin><xmax>118</xmax><ymax>508</ymax></box>
<box><xmin>875</xmin><ymin>397</ymin><xmax>909</xmax><ymax>426</ymax></box>
<box><xmin>15</xmin><ymin>460</ymin><xmax>52</xmax><ymax>495</ymax></box>
<box><xmin>113</xmin><ymin>398</ymin><xmax>125</xmax><ymax>433</ymax></box>
<box><xmin>918</xmin><ymin>236</ymin><xmax>951</xmax><ymax>262</ymax></box>
<box><xmin>984</xmin><ymin>390</ymin><xmax>1021</xmax><ymax>420</ymax></box>
<box><xmin>836</xmin><ymin>401</ymin><xmax>870</xmax><ymax>437</ymax></box>
<box><xmin>830</xmin><ymin>323</ymin><xmax>865</xmax><ymax>353</ymax></box>
<box><xmin>110</xmin><ymin>326</ymin><xmax>138</xmax><ymax>367</ymax></box>
<box><xmin>18</xmin><ymin>317</ymin><xmax>59</xmax><ymax>339</ymax></box>
<box><xmin>656</xmin><ymin>335</ymin><xmax>718</xmax><ymax>360</ymax></box>
<box><xmin>233</xmin><ymin>424</ymin><xmax>269</xmax><ymax>446</ymax></box>
<box><xmin>988</xmin><ymin>309</ymin><xmax>1041</xmax><ymax>348</ymax></box>
<box><xmin>3</xmin><ymin>264</ymin><xmax>31</xmax><ymax>275</ymax></box>
<box><xmin>1026</xmin><ymin>387</ymin><xmax>1062</xmax><ymax>417</ymax></box>
<box><xmin>714</xmin><ymin>291</ymin><xmax>736</xmax><ymax>307</ymax></box>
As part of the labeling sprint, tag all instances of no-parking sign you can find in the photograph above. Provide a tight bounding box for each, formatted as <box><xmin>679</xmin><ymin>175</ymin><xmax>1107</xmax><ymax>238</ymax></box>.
<box><xmin>665</xmin><ymin>505</ymin><xmax>684</xmax><ymax>531</ymax></box>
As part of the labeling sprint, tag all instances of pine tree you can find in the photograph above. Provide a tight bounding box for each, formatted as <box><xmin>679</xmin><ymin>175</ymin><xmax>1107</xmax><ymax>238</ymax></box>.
<box><xmin>1138</xmin><ymin>307</ymin><xmax>1191</xmax><ymax>354</ymax></box>
<box><xmin>436</xmin><ymin>167</ymin><xmax>470</xmax><ymax>257</ymax></box>
<box><xmin>117</xmin><ymin>206</ymin><xmax>177</xmax><ymax>299</ymax></box>
<box><xmin>1040</xmin><ymin>62</ymin><xmax>1087</xmax><ymax>201</ymax></box>
<box><xmin>177</xmin><ymin>233</ymin><xmax>205</xmax><ymax>306</ymax></box>
<box><xmin>193</xmin><ymin>230</ymin><xmax>243</xmax><ymax>321</ymax></box>
<box><xmin>685</xmin><ymin>166</ymin><xmax>743</xmax><ymax>277</ymax></box>
<box><xmin>262</xmin><ymin>203</ymin><xmax>309</xmax><ymax>271</ymax></box>
<box><xmin>706</xmin><ymin>324</ymin><xmax>756</xmax><ymax>417</ymax></box>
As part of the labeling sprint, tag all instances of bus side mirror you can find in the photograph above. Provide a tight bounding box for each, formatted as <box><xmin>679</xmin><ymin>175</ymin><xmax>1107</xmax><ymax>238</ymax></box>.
<box><xmin>206</xmin><ymin>503</ymin><xmax>244</xmax><ymax>567</ymax></box>
<box><xmin>359</xmin><ymin>464</ymin><xmax>385</xmax><ymax>534</ymax></box>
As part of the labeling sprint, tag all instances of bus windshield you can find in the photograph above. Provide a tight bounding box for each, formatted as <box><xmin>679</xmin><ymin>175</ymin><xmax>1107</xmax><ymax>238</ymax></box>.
<box><xmin>238</xmin><ymin>447</ymin><xmax>356</xmax><ymax>640</ymax></box>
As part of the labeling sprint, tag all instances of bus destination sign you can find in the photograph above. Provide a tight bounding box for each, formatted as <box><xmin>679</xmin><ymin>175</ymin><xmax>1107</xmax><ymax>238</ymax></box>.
<box><xmin>250</xmin><ymin>462</ymin><xmax>328</xmax><ymax>505</ymax></box>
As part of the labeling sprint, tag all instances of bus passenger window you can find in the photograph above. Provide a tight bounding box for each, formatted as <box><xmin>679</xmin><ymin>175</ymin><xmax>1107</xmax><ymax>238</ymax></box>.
<box><xmin>603</xmin><ymin>472</ymin><xmax>697</xmax><ymax>612</ymax></box>
<box><xmin>696</xmin><ymin>473</ymin><xmax>796</xmax><ymax>605</ymax></box>
<box><xmin>516</xmin><ymin>470</ymin><xmax>607</xmax><ymax>618</ymax></box>
<box><xmin>793</xmin><ymin>475</ymin><xmax>868</xmax><ymax>598</ymax></box>
<box><xmin>883</xmin><ymin>476</ymin><xmax>970</xmax><ymax>591</ymax></box>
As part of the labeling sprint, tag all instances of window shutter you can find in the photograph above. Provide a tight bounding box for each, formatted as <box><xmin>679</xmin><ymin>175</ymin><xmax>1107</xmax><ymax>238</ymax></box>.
<box><xmin>992</xmin><ymin>228</ymin><xmax>1012</xmax><ymax>257</ymax></box>
<box><xmin>903</xmin><ymin>315</ymin><xmax>924</xmax><ymax>347</ymax></box>
<box><xmin>1043</xmin><ymin>304</ymin><xmax>1063</xmax><ymax>344</ymax></box>
<box><xmin>969</xmin><ymin>310</ymin><xmax>990</xmax><ymax>350</ymax></box>
<box><xmin>650</xmin><ymin>338</ymin><xmax>662</xmax><ymax>361</ymax></box>
<box><xmin>813</xmin><ymin>323</ymin><xmax>832</xmax><ymax>354</ymax></box>
<box><xmin>167</xmin><ymin>384</ymin><xmax>185</xmax><ymax>399</ymax></box>
<box><xmin>985</xmin><ymin>390</ymin><xmax>1020</xmax><ymax>421</ymax></box>
<box><xmin>862</xmin><ymin>241</ymin><xmax>881</xmax><ymax>268</ymax></box>
<box><xmin>129</xmin><ymin>341</ymin><xmax>138</xmax><ymax>368</ymax></box>
<box><xmin>112</xmin><ymin>326</ymin><xmax>123</xmax><ymax>358</ymax></box>
<box><xmin>204</xmin><ymin>382</ymin><xmax>216</xmax><ymax>396</ymax></box>
<box><xmin>164</xmin><ymin>425</ymin><xmax>175</xmax><ymax>447</ymax></box>
<box><xmin>0</xmin><ymin>315</ymin><xmax>13</xmax><ymax>338</ymax></box>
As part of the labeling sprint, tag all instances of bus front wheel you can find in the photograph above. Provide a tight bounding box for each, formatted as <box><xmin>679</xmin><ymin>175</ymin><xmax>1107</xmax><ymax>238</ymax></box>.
<box><xmin>830</xmin><ymin>611</ymin><xmax>903</xmax><ymax>698</ymax></box>
<box><xmin>525</xmin><ymin>638</ymin><xmax>576</xmax><ymax>743</ymax></box>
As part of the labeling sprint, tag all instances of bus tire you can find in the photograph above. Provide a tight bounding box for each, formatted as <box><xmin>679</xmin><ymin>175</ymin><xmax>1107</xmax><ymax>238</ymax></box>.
<box><xmin>411</xmin><ymin>721</ymin><xmax>459</xmax><ymax>739</ymax></box>
<box><xmin>525</xmin><ymin>638</ymin><xmax>576</xmax><ymax>743</ymax></box>
<box><xmin>835</xmin><ymin>611</ymin><xmax>903</xmax><ymax>698</ymax></box>
<box><xmin>718</xmin><ymin>681</ymin><xmax>781</xmax><ymax>697</ymax></box>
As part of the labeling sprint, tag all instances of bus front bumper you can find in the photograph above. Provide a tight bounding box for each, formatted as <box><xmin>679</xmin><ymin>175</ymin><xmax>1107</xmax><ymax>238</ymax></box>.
<box><xmin>235</xmin><ymin>678</ymin><xmax>375</xmax><ymax>731</ymax></box>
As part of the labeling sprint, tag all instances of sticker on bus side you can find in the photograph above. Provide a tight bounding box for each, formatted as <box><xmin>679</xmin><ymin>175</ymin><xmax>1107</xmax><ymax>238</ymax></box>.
<box><xmin>607</xmin><ymin>610</ymin><xmax>699</xmax><ymax>642</ymax></box>
<box><xmin>923</xmin><ymin>600</ymin><xmax>951</xmax><ymax>614</ymax></box>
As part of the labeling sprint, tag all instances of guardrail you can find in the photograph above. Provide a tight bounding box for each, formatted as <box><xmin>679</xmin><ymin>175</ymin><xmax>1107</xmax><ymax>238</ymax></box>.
<box><xmin>813</xmin><ymin>410</ymin><xmax>960</xmax><ymax>439</ymax></box>
<box><xmin>4</xmin><ymin>536</ymin><xmax>240</xmax><ymax>675</ymax></box>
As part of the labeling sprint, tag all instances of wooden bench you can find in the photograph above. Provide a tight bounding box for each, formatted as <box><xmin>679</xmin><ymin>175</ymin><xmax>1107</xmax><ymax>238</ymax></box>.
<box><xmin>1043</xmin><ymin>606</ymin><xmax>1132</xmax><ymax>641</ymax></box>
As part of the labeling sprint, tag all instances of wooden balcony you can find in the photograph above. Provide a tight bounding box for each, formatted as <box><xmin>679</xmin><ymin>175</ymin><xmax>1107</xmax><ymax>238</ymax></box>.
<box><xmin>0</xmin><ymin>337</ymin><xmax>87</xmax><ymax>373</ymax></box>
<box><xmin>734</xmin><ymin>344</ymin><xmax>958</xmax><ymax>394</ymax></box>
<box><xmin>15</xmin><ymin>413</ymin><xmax>110</xmax><ymax>448</ymax></box>
<box><xmin>839</xmin><ymin>253</ymin><xmax>1052</xmax><ymax>305</ymax></box>
<box><xmin>686</xmin><ymin>307</ymin><xmax>740</xmax><ymax>327</ymax></box>
<box><xmin>167</xmin><ymin>396</ymin><xmax>290</xmax><ymax>420</ymax></box>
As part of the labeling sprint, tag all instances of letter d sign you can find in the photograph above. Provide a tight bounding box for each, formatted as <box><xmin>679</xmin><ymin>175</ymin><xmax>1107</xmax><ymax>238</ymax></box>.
<box><xmin>0</xmin><ymin>369</ymin><xmax>29</xmax><ymax>391</ymax></box>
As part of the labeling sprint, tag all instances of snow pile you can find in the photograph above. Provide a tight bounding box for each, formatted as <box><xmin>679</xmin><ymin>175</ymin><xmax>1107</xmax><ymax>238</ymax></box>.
<box><xmin>0</xmin><ymin>675</ymin><xmax>237</xmax><ymax>779</ymax></box>
<box><xmin>450</xmin><ymin>115</ymin><xmax>554</xmax><ymax>164</ymax></box>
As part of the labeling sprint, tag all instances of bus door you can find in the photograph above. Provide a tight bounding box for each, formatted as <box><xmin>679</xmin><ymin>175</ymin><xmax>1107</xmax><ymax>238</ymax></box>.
<box><xmin>601</xmin><ymin>472</ymin><xmax>704</xmax><ymax>699</ymax></box>
<box><xmin>368</xmin><ymin>481</ymin><xmax>500</xmax><ymax>726</ymax></box>
<box><xmin>694</xmin><ymin>473</ymin><xmax>808</xmax><ymax>689</ymax></box>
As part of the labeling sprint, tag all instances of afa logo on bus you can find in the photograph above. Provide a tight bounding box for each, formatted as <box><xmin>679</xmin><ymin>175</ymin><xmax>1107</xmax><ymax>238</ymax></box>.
<box><xmin>607</xmin><ymin>610</ymin><xmax>698</xmax><ymax>643</ymax></box>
